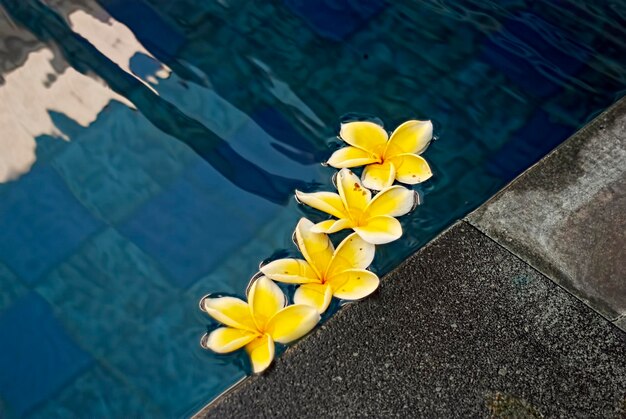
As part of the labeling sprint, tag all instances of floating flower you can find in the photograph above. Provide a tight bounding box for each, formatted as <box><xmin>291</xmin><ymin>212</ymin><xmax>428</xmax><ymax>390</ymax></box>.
<box><xmin>327</xmin><ymin>120</ymin><xmax>433</xmax><ymax>190</ymax></box>
<box><xmin>295</xmin><ymin>168</ymin><xmax>417</xmax><ymax>244</ymax></box>
<box><xmin>261</xmin><ymin>218</ymin><xmax>378</xmax><ymax>313</ymax></box>
<box><xmin>200</xmin><ymin>276</ymin><xmax>320</xmax><ymax>373</ymax></box>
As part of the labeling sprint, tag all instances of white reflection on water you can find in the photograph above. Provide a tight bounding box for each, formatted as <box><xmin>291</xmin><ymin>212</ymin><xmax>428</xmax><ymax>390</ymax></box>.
<box><xmin>0</xmin><ymin>1</ymin><xmax>174</xmax><ymax>184</ymax></box>
<box><xmin>0</xmin><ymin>47</ymin><xmax>131</xmax><ymax>182</ymax></box>
<box><xmin>67</xmin><ymin>8</ymin><xmax>169</xmax><ymax>94</ymax></box>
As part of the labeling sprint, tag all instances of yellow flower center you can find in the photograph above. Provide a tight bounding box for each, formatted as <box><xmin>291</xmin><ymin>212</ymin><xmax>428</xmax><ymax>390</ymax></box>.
<box><xmin>347</xmin><ymin>207</ymin><xmax>367</xmax><ymax>227</ymax></box>
<box><xmin>372</xmin><ymin>144</ymin><xmax>386</xmax><ymax>160</ymax></box>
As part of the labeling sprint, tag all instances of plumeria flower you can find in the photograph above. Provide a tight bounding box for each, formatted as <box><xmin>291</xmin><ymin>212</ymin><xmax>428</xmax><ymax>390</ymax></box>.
<box><xmin>200</xmin><ymin>276</ymin><xmax>320</xmax><ymax>373</ymax></box>
<box><xmin>261</xmin><ymin>218</ymin><xmax>378</xmax><ymax>313</ymax></box>
<box><xmin>327</xmin><ymin>120</ymin><xmax>433</xmax><ymax>190</ymax></box>
<box><xmin>295</xmin><ymin>168</ymin><xmax>417</xmax><ymax>245</ymax></box>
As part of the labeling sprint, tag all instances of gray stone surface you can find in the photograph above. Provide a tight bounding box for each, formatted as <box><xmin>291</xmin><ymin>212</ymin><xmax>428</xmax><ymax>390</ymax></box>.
<box><xmin>468</xmin><ymin>97</ymin><xmax>626</xmax><ymax>322</ymax></box>
<box><xmin>616</xmin><ymin>316</ymin><xmax>626</xmax><ymax>332</ymax></box>
<box><xmin>202</xmin><ymin>223</ymin><xmax>626</xmax><ymax>418</ymax></box>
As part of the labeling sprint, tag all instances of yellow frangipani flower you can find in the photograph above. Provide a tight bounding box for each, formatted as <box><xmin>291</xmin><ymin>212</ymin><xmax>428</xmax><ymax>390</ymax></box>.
<box><xmin>261</xmin><ymin>218</ymin><xmax>379</xmax><ymax>313</ymax></box>
<box><xmin>327</xmin><ymin>120</ymin><xmax>433</xmax><ymax>190</ymax></box>
<box><xmin>295</xmin><ymin>168</ymin><xmax>417</xmax><ymax>245</ymax></box>
<box><xmin>200</xmin><ymin>276</ymin><xmax>320</xmax><ymax>373</ymax></box>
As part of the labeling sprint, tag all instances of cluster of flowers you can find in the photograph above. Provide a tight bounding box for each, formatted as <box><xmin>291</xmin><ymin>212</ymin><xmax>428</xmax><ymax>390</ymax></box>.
<box><xmin>200</xmin><ymin>119</ymin><xmax>434</xmax><ymax>373</ymax></box>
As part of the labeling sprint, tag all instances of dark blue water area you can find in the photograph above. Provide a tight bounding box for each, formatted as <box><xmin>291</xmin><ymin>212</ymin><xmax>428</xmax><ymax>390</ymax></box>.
<box><xmin>0</xmin><ymin>0</ymin><xmax>624</xmax><ymax>417</ymax></box>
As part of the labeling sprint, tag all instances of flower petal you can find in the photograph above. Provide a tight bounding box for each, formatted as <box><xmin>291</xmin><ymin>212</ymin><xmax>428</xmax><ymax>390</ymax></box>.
<box><xmin>311</xmin><ymin>218</ymin><xmax>352</xmax><ymax>234</ymax></box>
<box><xmin>201</xmin><ymin>296</ymin><xmax>257</xmax><ymax>332</ymax></box>
<box><xmin>353</xmin><ymin>215</ymin><xmax>402</xmax><ymax>244</ymax></box>
<box><xmin>327</xmin><ymin>146</ymin><xmax>379</xmax><ymax>168</ymax></box>
<box><xmin>326</xmin><ymin>233</ymin><xmax>375</xmax><ymax>278</ymax></box>
<box><xmin>247</xmin><ymin>276</ymin><xmax>286</xmax><ymax>331</ymax></box>
<box><xmin>389</xmin><ymin>154</ymin><xmax>433</xmax><ymax>184</ymax></box>
<box><xmin>384</xmin><ymin>120</ymin><xmax>433</xmax><ymax>157</ymax></box>
<box><xmin>261</xmin><ymin>258</ymin><xmax>320</xmax><ymax>284</ymax></box>
<box><xmin>266</xmin><ymin>304</ymin><xmax>321</xmax><ymax>343</ymax></box>
<box><xmin>295</xmin><ymin>190</ymin><xmax>347</xmax><ymax>219</ymax></box>
<box><xmin>329</xmin><ymin>269</ymin><xmax>379</xmax><ymax>300</ymax></box>
<box><xmin>366</xmin><ymin>185</ymin><xmax>416</xmax><ymax>218</ymax></box>
<box><xmin>361</xmin><ymin>161</ymin><xmax>396</xmax><ymax>191</ymax></box>
<box><xmin>294</xmin><ymin>218</ymin><xmax>335</xmax><ymax>278</ymax></box>
<box><xmin>205</xmin><ymin>327</ymin><xmax>257</xmax><ymax>353</ymax></box>
<box><xmin>339</xmin><ymin>121</ymin><xmax>388</xmax><ymax>155</ymax></box>
<box><xmin>336</xmin><ymin>168</ymin><xmax>371</xmax><ymax>212</ymax></box>
<box><xmin>293</xmin><ymin>283</ymin><xmax>333</xmax><ymax>313</ymax></box>
<box><xmin>245</xmin><ymin>334</ymin><xmax>275</xmax><ymax>374</ymax></box>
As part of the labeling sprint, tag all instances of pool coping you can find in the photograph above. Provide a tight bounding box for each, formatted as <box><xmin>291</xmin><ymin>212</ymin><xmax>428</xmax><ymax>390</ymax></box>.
<box><xmin>467</xmin><ymin>94</ymin><xmax>626</xmax><ymax>326</ymax></box>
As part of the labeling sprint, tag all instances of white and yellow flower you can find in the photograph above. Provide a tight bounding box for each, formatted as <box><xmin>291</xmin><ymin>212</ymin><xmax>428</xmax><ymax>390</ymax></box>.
<box><xmin>200</xmin><ymin>276</ymin><xmax>320</xmax><ymax>373</ymax></box>
<box><xmin>261</xmin><ymin>218</ymin><xmax>378</xmax><ymax>313</ymax></box>
<box><xmin>295</xmin><ymin>168</ymin><xmax>417</xmax><ymax>245</ymax></box>
<box><xmin>327</xmin><ymin>120</ymin><xmax>433</xmax><ymax>190</ymax></box>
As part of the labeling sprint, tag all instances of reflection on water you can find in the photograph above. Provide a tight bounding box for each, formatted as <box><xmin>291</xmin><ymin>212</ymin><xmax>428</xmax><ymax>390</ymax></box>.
<box><xmin>0</xmin><ymin>7</ymin><xmax>132</xmax><ymax>181</ymax></box>
<box><xmin>67</xmin><ymin>7</ymin><xmax>167</xmax><ymax>94</ymax></box>
<box><xmin>0</xmin><ymin>0</ymin><xmax>624</xmax><ymax>417</ymax></box>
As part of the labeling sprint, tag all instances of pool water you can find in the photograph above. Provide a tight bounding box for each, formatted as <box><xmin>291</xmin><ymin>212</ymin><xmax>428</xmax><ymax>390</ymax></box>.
<box><xmin>0</xmin><ymin>0</ymin><xmax>625</xmax><ymax>417</ymax></box>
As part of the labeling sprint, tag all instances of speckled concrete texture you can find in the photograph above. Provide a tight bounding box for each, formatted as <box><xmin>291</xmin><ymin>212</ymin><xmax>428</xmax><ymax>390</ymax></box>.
<box><xmin>202</xmin><ymin>223</ymin><xmax>626</xmax><ymax>418</ymax></box>
<box><xmin>469</xmin><ymin>96</ymin><xmax>626</xmax><ymax>322</ymax></box>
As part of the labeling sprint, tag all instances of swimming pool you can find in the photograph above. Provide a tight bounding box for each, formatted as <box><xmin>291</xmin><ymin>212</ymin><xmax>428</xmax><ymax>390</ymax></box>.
<box><xmin>0</xmin><ymin>0</ymin><xmax>625</xmax><ymax>417</ymax></box>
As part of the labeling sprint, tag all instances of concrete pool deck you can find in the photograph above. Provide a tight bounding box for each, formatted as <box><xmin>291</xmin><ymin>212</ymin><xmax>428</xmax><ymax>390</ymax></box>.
<box><xmin>198</xmin><ymin>96</ymin><xmax>626</xmax><ymax>417</ymax></box>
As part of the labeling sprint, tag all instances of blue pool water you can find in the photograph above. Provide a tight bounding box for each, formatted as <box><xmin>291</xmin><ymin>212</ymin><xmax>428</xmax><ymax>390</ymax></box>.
<box><xmin>0</xmin><ymin>0</ymin><xmax>625</xmax><ymax>417</ymax></box>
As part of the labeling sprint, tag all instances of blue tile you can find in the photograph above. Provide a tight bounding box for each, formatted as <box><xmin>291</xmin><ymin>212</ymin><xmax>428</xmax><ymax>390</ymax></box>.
<box><xmin>52</xmin><ymin>136</ymin><xmax>161</xmax><ymax>224</ymax></box>
<box><xmin>103</xmin><ymin>296</ymin><xmax>245</xmax><ymax>417</ymax></box>
<box><xmin>185</xmin><ymin>204</ymin><xmax>303</xmax><ymax>299</ymax></box>
<box><xmin>250</xmin><ymin>107</ymin><xmax>320</xmax><ymax>164</ymax></box>
<box><xmin>284</xmin><ymin>0</ymin><xmax>386</xmax><ymax>41</ymax></box>
<box><xmin>0</xmin><ymin>166</ymin><xmax>102</xmax><ymax>284</ymax></box>
<box><xmin>129</xmin><ymin>52</ymin><xmax>163</xmax><ymax>80</ymax></box>
<box><xmin>36</xmin><ymin>228</ymin><xmax>176</xmax><ymax>357</ymax></box>
<box><xmin>119</xmin><ymin>160</ymin><xmax>279</xmax><ymax>288</ymax></box>
<box><xmin>107</xmin><ymin>103</ymin><xmax>198</xmax><ymax>189</ymax></box>
<box><xmin>0</xmin><ymin>396</ymin><xmax>9</xmax><ymax>417</ymax></box>
<box><xmin>32</xmin><ymin>135</ymin><xmax>67</xmax><ymax>166</ymax></box>
<box><xmin>27</xmin><ymin>366</ymin><xmax>163</xmax><ymax>418</ymax></box>
<box><xmin>481</xmin><ymin>14</ymin><xmax>587</xmax><ymax>98</ymax></box>
<box><xmin>0</xmin><ymin>293</ymin><xmax>92</xmax><ymax>417</ymax></box>
<box><xmin>0</xmin><ymin>263</ymin><xmax>27</xmax><ymax>313</ymax></box>
<box><xmin>226</xmin><ymin>117</ymin><xmax>324</xmax><ymax>182</ymax></box>
<box><xmin>50</xmin><ymin>102</ymin><xmax>197</xmax><ymax>223</ymax></box>
<box><xmin>487</xmin><ymin>110</ymin><xmax>572</xmax><ymax>180</ymax></box>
